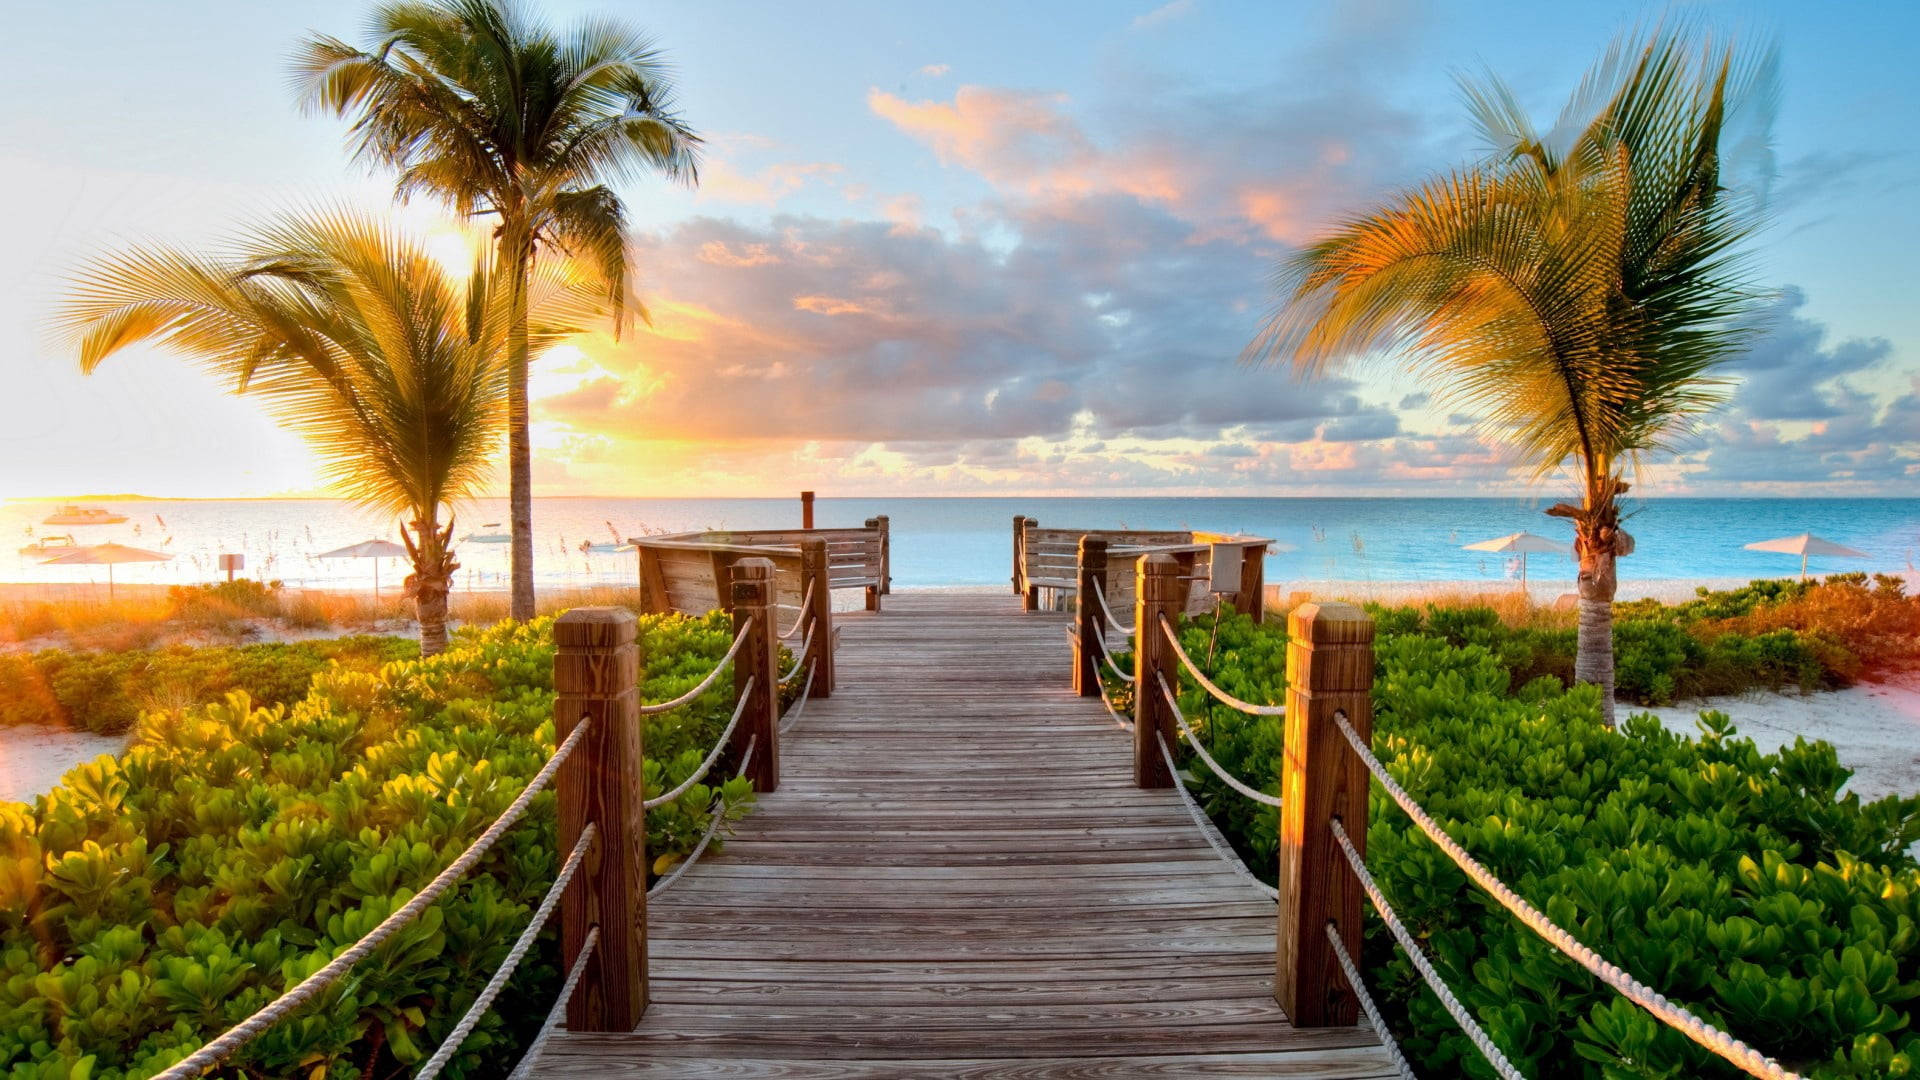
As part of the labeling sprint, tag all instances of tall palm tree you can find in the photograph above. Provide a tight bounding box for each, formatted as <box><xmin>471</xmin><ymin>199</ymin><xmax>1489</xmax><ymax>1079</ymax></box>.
<box><xmin>292</xmin><ymin>0</ymin><xmax>701</xmax><ymax>623</ymax></box>
<box><xmin>59</xmin><ymin>212</ymin><xmax>604</xmax><ymax>654</ymax></box>
<box><xmin>1250</xmin><ymin>28</ymin><xmax>1775</xmax><ymax>725</ymax></box>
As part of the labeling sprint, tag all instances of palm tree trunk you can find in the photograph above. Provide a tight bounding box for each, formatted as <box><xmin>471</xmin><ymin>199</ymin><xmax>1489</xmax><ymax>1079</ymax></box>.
<box><xmin>405</xmin><ymin>516</ymin><xmax>458</xmax><ymax>658</ymax></box>
<box><xmin>1574</xmin><ymin>538</ymin><xmax>1618</xmax><ymax>727</ymax></box>
<box><xmin>502</xmin><ymin>225</ymin><xmax>535</xmax><ymax>622</ymax></box>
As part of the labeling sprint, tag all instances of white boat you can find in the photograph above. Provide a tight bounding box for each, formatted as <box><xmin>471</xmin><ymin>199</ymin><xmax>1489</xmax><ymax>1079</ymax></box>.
<box><xmin>19</xmin><ymin>535</ymin><xmax>84</xmax><ymax>558</ymax></box>
<box><xmin>579</xmin><ymin>541</ymin><xmax>634</xmax><ymax>555</ymax></box>
<box><xmin>461</xmin><ymin>523</ymin><xmax>511</xmax><ymax>544</ymax></box>
<box><xmin>43</xmin><ymin>505</ymin><xmax>129</xmax><ymax>526</ymax></box>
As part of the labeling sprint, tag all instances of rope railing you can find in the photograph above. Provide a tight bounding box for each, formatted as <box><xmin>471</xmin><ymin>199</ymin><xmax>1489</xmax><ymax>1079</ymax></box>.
<box><xmin>1089</xmin><ymin>620</ymin><xmax>1135</xmax><ymax>683</ymax></box>
<box><xmin>643</xmin><ymin>676</ymin><xmax>756</xmax><ymax>811</ymax></box>
<box><xmin>781</xmin><ymin>622</ymin><xmax>815</xmax><ymax>683</ymax></box>
<box><xmin>1324</xmin><ymin>914</ymin><xmax>1418</xmax><ymax>1080</ymax></box>
<box><xmin>639</xmin><ymin>617</ymin><xmax>754</xmax><ymax>716</ymax></box>
<box><xmin>650</xmin><ymin>734</ymin><xmax>756</xmax><ymax>897</ymax></box>
<box><xmin>780</xmin><ymin>663</ymin><xmax>818</xmax><ymax>735</ymax></box>
<box><xmin>1091</xmin><ymin>579</ymin><xmax>1134</xmax><ymax>635</ymax></box>
<box><xmin>152</xmin><ymin>720</ymin><xmax>593</xmax><ymax>1080</ymax></box>
<box><xmin>1158</xmin><ymin>614</ymin><xmax>1284</xmax><ymax>716</ymax></box>
<box><xmin>1093</xmin><ymin>675</ymin><xmax>1135</xmax><ymax>732</ymax></box>
<box><xmin>1153</xmin><ymin>670</ymin><xmax>1282</xmax><ymax>808</ymax></box>
<box><xmin>504</xmin><ymin>925</ymin><xmax>598</xmax><ymax>1080</ymax></box>
<box><xmin>778</xmin><ymin>580</ymin><xmax>816</xmax><ymax>639</ymax></box>
<box><xmin>1155</xmin><ymin>731</ymin><xmax>1276</xmax><ymax>901</ymax></box>
<box><xmin>1332</xmin><ymin>713</ymin><xmax>1803</xmax><ymax>1080</ymax></box>
<box><xmin>1330</xmin><ymin>817</ymin><xmax>1525</xmax><ymax>1079</ymax></box>
<box><xmin>415</xmin><ymin>822</ymin><xmax>598</xmax><ymax>1079</ymax></box>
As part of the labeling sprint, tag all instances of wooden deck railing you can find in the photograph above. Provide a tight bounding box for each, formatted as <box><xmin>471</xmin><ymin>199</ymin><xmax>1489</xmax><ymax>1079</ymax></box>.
<box><xmin>1012</xmin><ymin>515</ymin><xmax>1270</xmax><ymax>619</ymax></box>
<box><xmin>634</xmin><ymin>516</ymin><xmax>889</xmax><ymax>615</ymax></box>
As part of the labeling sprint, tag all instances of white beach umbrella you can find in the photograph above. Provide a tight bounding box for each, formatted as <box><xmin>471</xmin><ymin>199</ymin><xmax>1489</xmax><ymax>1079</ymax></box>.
<box><xmin>1462</xmin><ymin>531</ymin><xmax>1568</xmax><ymax>588</ymax></box>
<box><xmin>1742</xmin><ymin>532</ymin><xmax>1870</xmax><ymax>579</ymax></box>
<box><xmin>315</xmin><ymin>538</ymin><xmax>408</xmax><ymax>597</ymax></box>
<box><xmin>40</xmin><ymin>542</ymin><xmax>172</xmax><ymax>601</ymax></box>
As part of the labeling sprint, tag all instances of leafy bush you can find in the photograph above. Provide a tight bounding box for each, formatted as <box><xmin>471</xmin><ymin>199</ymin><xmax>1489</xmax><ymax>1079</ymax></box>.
<box><xmin>0</xmin><ymin>637</ymin><xmax>419</xmax><ymax>735</ymax></box>
<box><xmin>1</xmin><ymin>612</ymin><xmax>755</xmax><ymax>1079</ymax></box>
<box><xmin>1121</xmin><ymin>607</ymin><xmax>1920</xmax><ymax>1077</ymax></box>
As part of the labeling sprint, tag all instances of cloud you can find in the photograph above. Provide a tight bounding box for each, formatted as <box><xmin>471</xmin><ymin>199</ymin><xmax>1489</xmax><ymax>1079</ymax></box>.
<box><xmin>1727</xmin><ymin>286</ymin><xmax>1893</xmax><ymax>420</ymax></box>
<box><xmin>919</xmin><ymin>63</ymin><xmax>951</xmax><ymax>77</ymax></box>
<box><xmin>1132</xmin><ymin>0</ymin><xmax>1196</xmax><ymax>29</ymax></box>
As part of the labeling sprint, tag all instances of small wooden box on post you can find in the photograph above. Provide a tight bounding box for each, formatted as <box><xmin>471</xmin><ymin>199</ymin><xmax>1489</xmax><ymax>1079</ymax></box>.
<box><xmin>1073</xmin><ymin>536</ymin><xmax>1108</xmax><ymax>696</ymax></box>
<box><xmin>1276</xmin><ymin>601</ymin><xmax>1375</xmax><ymax>1027</ymax></box>
<box><xmin>799</xmin><ymin>537</ymin><xmax>835</xmax><ymax>697</ymax></box>
<box><xmin>728</xmin><ymin>558</ymin><xmax>781</xmax><ymax>792</ymax></box>
<box><xmin>553</xmin><ymin>607</ymin><xmax>647</xmax><ymax>1031</ymax></box>
<box><xmin>1131</xmin><ymin>554</ymin><xmax>1184</xmax><ymax>788</ymax></box>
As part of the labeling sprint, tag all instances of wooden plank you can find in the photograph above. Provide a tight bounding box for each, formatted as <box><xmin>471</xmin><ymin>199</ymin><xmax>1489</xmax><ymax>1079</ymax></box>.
<box><xmin>538</xmin><ymin>590</ymin><xmax>1391</xmax><ymax>1078</ymax></box>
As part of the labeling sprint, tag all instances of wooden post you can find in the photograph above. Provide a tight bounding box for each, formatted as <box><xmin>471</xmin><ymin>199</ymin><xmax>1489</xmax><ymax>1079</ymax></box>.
<box><xmin>876</xmin><ymin>515</ymin><xmax>891</xmax><ymax>596</ymax></box>
<box><xmin>1132</xmin><ymin>554</ymin><xmax>1183</xmax><ymax>788</ymax></box>
<box><xmin>636</xmin><ymin>545</ymin><xmax>670</xmax><ymax>614</ymax></box>
<box><xmin>1021</xmin><ymin>518</ymin><xmax>1041</xmax><ymax>612</ymax></box>
<box><xmin>800</xmin><ymin>490</ymin><xmax>815</xmax><ymax>530</ymax></box>
<box><xmin>728</xmin><ymin>558</ymin><xmax>781</xmax><ymax>792</ymax></box>
<box><xmin>554</xmin><ymin>608</ymin><xmax>647</xmax><ymax>1031</ymax></box>
<box><xmin>1240</xmin><ymin>544</ymin><xmax>1267</xmax><ymax>623</ymax></box>
<box><xmin>862</xmin><ymin>517</ymin><xmax>888</xmax><ymax>611</ymax></box>
<box><xmin>1012</xmin><ymin>515</ymin><xmax>1027</xmax><ymax>595</ymax></box>
<box><xmin>1073</xmin><ymin>536</ymin><xmax>1107</xmax><ymax>696</ymax></box>
<box><xmin>800</xmin><ymin>537</ymin><xmax>835</xmax><ymax>697</ymax></box>
<box><xmin>1276</xmin><ymin>601</ymin><xmax>1374</xmax><ymax>1027</ymax></box>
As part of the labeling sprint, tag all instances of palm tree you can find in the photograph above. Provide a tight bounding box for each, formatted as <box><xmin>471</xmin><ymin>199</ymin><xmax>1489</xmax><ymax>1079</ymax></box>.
<box><xmin>59</xmin><ymin>212</ymin><xmax>604</xmax><ymax>654</ymax></box>
<box><xmin>1250</xmin><ymin>28</ymin><xmax>1775</xmax><ymax>725</ymax></box>
<box><xmin>293</xmin><ymin>0</ymin><xmax>701</xmax><ymax>623</ymax></box>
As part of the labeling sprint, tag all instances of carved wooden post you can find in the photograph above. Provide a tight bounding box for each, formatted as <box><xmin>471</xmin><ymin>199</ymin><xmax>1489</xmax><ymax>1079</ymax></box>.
<box><xmin>1276</xmin><ymin>601</ymin><xmax>1374</xmax><ymax>1027</ymax></box>
<box><xmin>554</xmin><ymin>608</ymin><xmax>647</xmax><ymax>1031</ymax></box>
<box><xmin>1073</xmin><ymin>536</ymin><xmax>1108</xmax><ymax>696</ymax></box>
<box><xmin>1012</xmin><ymin>515</ymin><xmax>1028</xmax><ymax>596</ymax></box>
<box><xmin>876</xmin><ymin>515</ymin><xmax>891</xmax><ymax>596</ymax></box>
<box><xmin>728</xmin><ymin>558</ymin><xmax>781</xmax><ymax>792</ymax></box>
<box><xmin>1132</xmin><ymin>554</ymin><xmax>1182</xmax><ymax>788</ymax></box>
<box><xmin>800</xmin><ymin>537</ymin><xmax>835</xmax><ymax>697</ymax></box>
<box><xmin>800</xmin><ymin>490</ymin><xmax>815</xmax><ymax>529</ymax></box>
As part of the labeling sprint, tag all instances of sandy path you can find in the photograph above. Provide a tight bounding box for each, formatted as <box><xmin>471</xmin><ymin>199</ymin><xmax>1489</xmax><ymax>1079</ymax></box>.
<box><xmin>0</xmin><ymin>726</ymin><xmax>128</xmax><ymax>804</ymax></box>
<box><xmin>1638</xmin><ymin>675</ymin><xmax>1920</xmax><ymax>801</ymax></box>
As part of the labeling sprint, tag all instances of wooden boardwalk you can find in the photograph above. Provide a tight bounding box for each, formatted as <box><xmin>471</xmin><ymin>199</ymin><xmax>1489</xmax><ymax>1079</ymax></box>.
<box><xmin>541</xmin><ymin>591</ymin><xmax>1395</xmax><ymax>1078</ymax></box>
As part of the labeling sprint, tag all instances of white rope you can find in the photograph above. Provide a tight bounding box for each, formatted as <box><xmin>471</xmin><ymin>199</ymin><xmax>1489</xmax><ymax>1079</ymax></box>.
<box><xmin>639</xmin><ymin>617</ymin><xmax>753</xmax><ymax>715</ymax></box>
<box><xmin>780</xmin><ymin>663</ymin><xmax>818</xmax><ymax>735</ymax></box>
<box><xmin>1155</xmin><ymin>670</ymin><xmax>1283</xmax><ymax>808</ymax></box>
<box><xmin>1324</xmin><ymin>921</ymin><xmax>1419</xmax><ymax>1080</ymax></box>
<box><xmin>415</xmin><ymin>822</ymin><xmax>597</xmax><ymax>1079</ymax></box>
<box><xmin>778</xmin><ymin>580</ymin><xmax>816</xmax><ymax>638</ymax></box>
<box><xmin>1092</xmin><ymin>579</ymin><xmax>1135</xmax><ymax>635</ymax></box>
<box><xmin>1094</xmin><ymin>677</ymin><xmax>1135</xmax><ymax>733</ymax></box>
<box><xmin>1155</xmin><ymin>731</ymin><xmax>1277</xmax><ymax>901</ymax></box>
<box><xmin>1159</xmin><ymin>615</ymin><xmax>1285</xmax><ymax>716</ymax></box>
<box><xmin>643</xmin><ymin>676</ymin><xmax>755</xmax><ymax>810</ymax></box>
<box><xmin>153</xmin><ymin>721</ymin><xmax>592</xmax><ymax>1080</ymax></box>
<box><xmin>1331</xmin><ymin>818</ymin><xmax>1525</xmax><ymax>1080</ymax></box>
<box><xmin>1334</xmin><ymin>714</ymin><xmax>1802</xmax><ymax>1080</ymax></box>
<box><xmin>649</xmin><ymin>734</ymin><xmax>756</xmax><ymax>897</ymax></box>
<box><xmin>781</xmin><ymin>622</ymin><xmax>814</xmax><ymax>683</ymax></box>
<box><xmin>1089</xmin><ymin>620</ymin><xmax>1135</xmax><ymax>683</ymax></box>
<box><xmin>504</xmin><ymin>925</ymin><xmax>598</xmax><ymax>1080</ymax></box>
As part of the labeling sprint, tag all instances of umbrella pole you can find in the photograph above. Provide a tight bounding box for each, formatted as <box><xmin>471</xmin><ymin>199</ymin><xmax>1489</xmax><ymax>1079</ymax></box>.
<box><xmin>374</xmin><ymin>560</ymin><xmax>380</xmax><ymax>601</ymax></box>
<box><xmin>1802</xmin><ymin>552</ymin><xmax>1808</xmax><ymax>580</ymax></box>
<box><xmin>108</xmin><ymin>564</ymin><xmax>114</xmax><ymax>604</ymax></box>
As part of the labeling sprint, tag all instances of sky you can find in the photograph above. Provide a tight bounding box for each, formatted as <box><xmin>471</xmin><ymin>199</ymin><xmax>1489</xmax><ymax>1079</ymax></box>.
<box><xmin>0</xmin><ymin>0</ymin><xmax>1915</xmax><ymax>500</ymax></box>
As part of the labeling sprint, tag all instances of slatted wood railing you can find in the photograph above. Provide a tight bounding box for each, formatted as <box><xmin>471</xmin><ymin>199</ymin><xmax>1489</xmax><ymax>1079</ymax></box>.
<box><xmin>1011</xmin><ymin>516</ymin><xmax>1271</xmax><ymax>620</ymax></box>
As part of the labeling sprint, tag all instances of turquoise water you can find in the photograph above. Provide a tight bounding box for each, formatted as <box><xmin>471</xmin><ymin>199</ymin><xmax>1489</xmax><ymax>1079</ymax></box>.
<box><xmin>4</xmin><ymin>497</ymin><xmax>1916</xmax><ymax>591</ymax></box>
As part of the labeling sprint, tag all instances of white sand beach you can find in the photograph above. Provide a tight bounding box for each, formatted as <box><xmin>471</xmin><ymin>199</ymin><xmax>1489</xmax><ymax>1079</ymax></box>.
<box><xmin>0</xmin><ymin>725</ymin><xmax>127</xmax><ymax>804</ymax></box>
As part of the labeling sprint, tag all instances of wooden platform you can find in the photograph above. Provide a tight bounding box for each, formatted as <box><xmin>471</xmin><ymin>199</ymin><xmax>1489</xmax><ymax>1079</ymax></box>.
<box><xmin>539</xmin><ymin>591</ymin><xmax>1395</xmax><ymax>1078</ymax></box>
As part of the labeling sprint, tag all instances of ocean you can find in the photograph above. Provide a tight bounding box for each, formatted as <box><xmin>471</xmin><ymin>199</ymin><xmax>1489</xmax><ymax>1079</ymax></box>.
<box><xmin>4</xmin><ymin>497</ymin><xmax>1917</xmax><ymax>593</ymax></box>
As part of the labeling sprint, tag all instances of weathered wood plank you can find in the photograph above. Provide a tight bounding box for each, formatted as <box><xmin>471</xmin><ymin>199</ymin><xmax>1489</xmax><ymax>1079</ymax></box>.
<box><xmin>538</xmin><ymin>591</ymin><xmax>1391</xmax><ymax>1077</ymax></box>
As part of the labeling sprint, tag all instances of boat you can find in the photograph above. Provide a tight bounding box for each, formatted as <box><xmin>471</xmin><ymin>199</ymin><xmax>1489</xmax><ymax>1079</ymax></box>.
<box><xmin>19</xmin><ymin>535</ymin><xmax>84</xmax><ymax>558</ymax></box>
<box><xmin>43</xmin><ymin>505</ymin><xmax>129</xmax><ymax>526</ymax></box>
<box><xmin>461</xmin><ymin>523</ymin><xmax>511</xmax><ymax>544</ymax></box>
<box><xmin>579</xmin><ymin>541</ymin><xmax>634</xmax><ymax>555</ymax></box>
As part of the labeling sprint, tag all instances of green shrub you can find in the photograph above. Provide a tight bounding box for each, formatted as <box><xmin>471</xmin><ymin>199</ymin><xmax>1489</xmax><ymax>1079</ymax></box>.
<box><xmin>1124</xmin><ymin>607</ymin><xmax>1920</xmax><ymax>1077</ymax></box>
<box><xmin>0</xmin><ymin>637</ymin><xmax>419</xmax><ymax>735</ymax></box>
<box><xmin>0</xmin><ymin>612</ymin><xmax>755</xmax><ymax>1079</ymax></box>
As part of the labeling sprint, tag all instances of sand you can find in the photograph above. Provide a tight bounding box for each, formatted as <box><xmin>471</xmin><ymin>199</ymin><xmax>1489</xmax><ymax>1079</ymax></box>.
<box><xmin>1638</xmin><ymin>674</ymin><xmax>1920</xmax><ymax>802</ymax></box>
<box><xmin>0</xmin><ymin>725</ymin><xmax>128</xmax><ymax>805</ymax></box>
